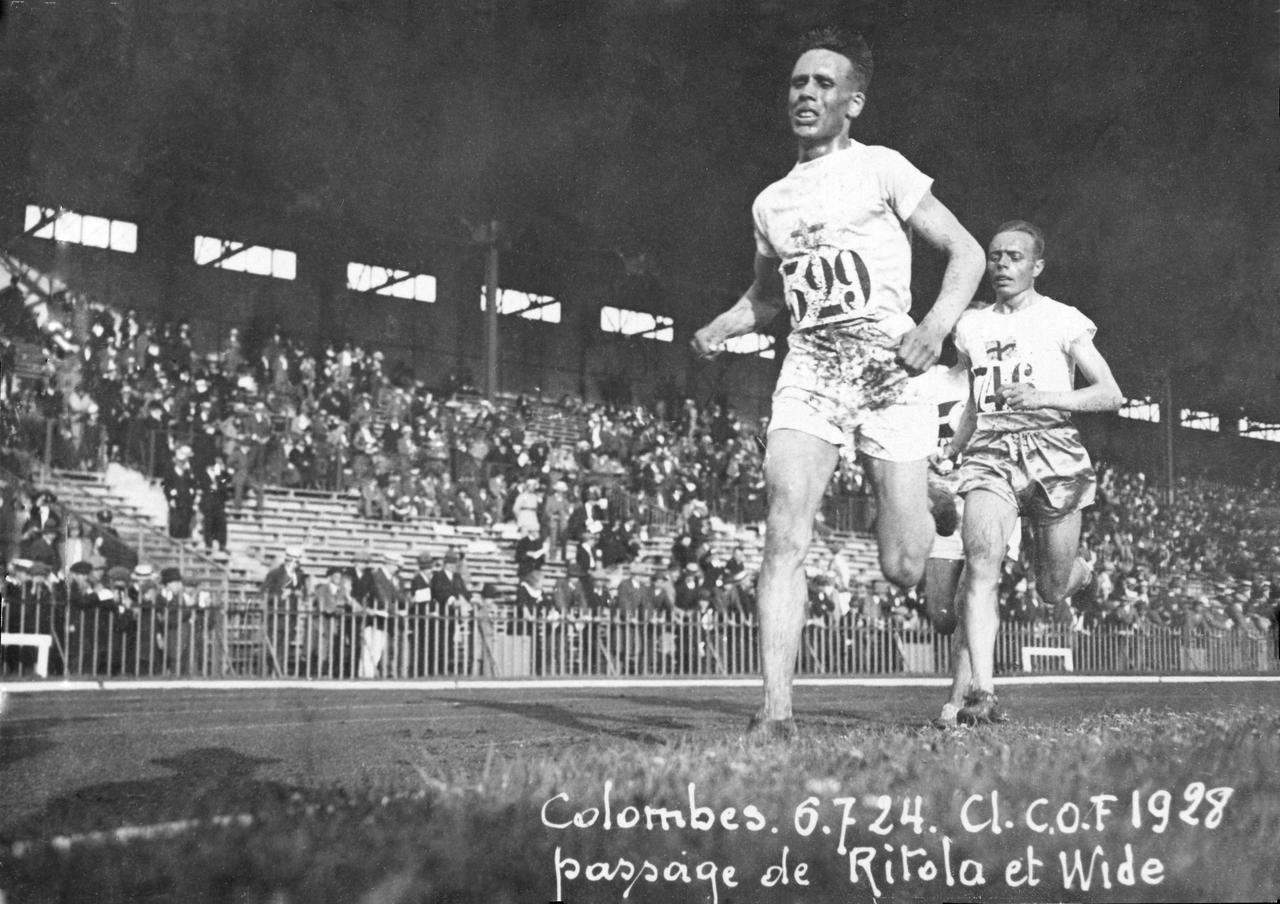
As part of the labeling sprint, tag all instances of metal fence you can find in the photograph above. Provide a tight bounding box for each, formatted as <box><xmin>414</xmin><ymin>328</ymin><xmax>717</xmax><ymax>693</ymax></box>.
<box><xmin>3</xmin><ymin>596</ymin><xmax>1276</xmax><ymax>681</ymax></box>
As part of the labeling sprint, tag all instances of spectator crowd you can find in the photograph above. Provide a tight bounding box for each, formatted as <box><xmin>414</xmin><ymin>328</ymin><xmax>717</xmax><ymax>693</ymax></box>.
<box><xmin>2</xmin><ymin>262</ymin><xmax>1278</xmax><ymax>682</ymax></box>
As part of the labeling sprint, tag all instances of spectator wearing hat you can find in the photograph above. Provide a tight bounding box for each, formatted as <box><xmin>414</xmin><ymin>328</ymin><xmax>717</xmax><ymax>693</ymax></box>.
<box><xmin>22</xmin><ymin>524</ymin><xmax>62</xmax><ymax>574</ymax></box>
<box><xmin>348</xmin><ymin>550</ymin><xmax>392</xmax><ymax>678</ymax></box>
<box><xmin>64</xmin><ymin>560</ymin><xmax>108</xmax><ymax>674</ymax></box>
<box><xmin>92</xmin><ymin>509</ymin><xmax>138</xmax><ymax>572</ymax></box>
<box><xmin>4</xmin><ymin>560</ymin><xmax>61</xmax><ymax>675</ymax></box>
<box><xmin>543</xmin><ymin>481</ymin><xmax>573</xmax><ymax>563</ymax></box>
<box><xmin>162</xmin><ymin>445</ymin><xmax>199</xmax><ymax>540</ymax></box>
<box><xmin>675</xmin><ymin>562</ymin><xmax>703</xmax><ymax>614</ymax></box>
<box><xmin>262</xmin><ymin>546</ymin><xmax>309</xmax><ymax>673</ymax></box>
<box><xmin>614</xmin><ymin>560</ymin><xmax>653</xmax><ymax>674</ymax></box>
<box><xmin>408</xmin><ymin>552</ymin><xmax>441</xmax><ymax>673</ymax></box>
<box><xmin>373</xmin><ymin>551</ymin><xmax>410</xmax><ymax>676</ymax></box>
<box><xmin>127</xmin><ymin>563</ymin><xmax>160</xmax><ymax>675</ymax></box>
<box><xmin>514</xmin><ymin>567</ymin><xmax>544</xmax><ymax>639</ymax></box>
<box><xmin>66</xmin><ymin>560</ymin><xmax>101</xmax><ymax>609</ymax></box>
<box><xmin>262</xmin><ymin>546</ymin><xmax>309</xmax><ymax>606</ymax></box>
<box><xmin>198</xmin><ymin>456</ymin><xmax>233</xmax><ymax>555</ymax></box>
<box><xmin>432</xmin><ymin>549</ymin><xmax>472</xmax><ymax>675</ymax></box>
<box><xmin>20</xmin><ymin>491</ymin><xmax>61</xmax><ymax>544</ymax></box>
<box><xmin>156</xmin><ymin>566</ymin><xmax>197</xmax><ymax>676</ymax></box>
<box><xmin>514</xmin><ymin>525</ymin><xmax>546</xmax><ymax>579</ymax></box>
<box><xmin>226</xmin><ymin>438</ymin><xmax>264</xmax><ymax>512</ymax></box>
<box><xmin>244</xmin><ymin>400</ymin><xmax>273</xmax><ymax>478</ymax></box>
<box><xmin>311</xmin><ymin>566</ymin><xmax>353</xmax><ymax>676</ymax></box>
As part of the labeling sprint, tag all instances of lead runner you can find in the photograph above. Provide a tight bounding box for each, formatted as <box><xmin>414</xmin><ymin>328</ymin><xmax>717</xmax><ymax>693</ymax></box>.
<box><xmin>691</xmin><ymin>26</ymin><xmax>985</xmax><ymax>740</ymax></box>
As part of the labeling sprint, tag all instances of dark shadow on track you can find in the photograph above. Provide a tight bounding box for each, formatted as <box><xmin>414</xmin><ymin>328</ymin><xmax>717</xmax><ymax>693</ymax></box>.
<box><xmin>0</xmin><ymin>717</ymin><xmax>89</xmax><ymax>769</ymax></box>
<box><xmin>0</xmin><ymin>746</ymin><xmax>307</xmax><ymax>842</ymax></box>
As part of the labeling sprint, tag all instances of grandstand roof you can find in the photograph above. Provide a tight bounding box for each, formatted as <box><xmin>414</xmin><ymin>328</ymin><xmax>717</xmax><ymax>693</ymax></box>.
<box><xmin>1</xmin><ymin>0</ymin><xmax>1276</xmax><ymax>419</ymax></box>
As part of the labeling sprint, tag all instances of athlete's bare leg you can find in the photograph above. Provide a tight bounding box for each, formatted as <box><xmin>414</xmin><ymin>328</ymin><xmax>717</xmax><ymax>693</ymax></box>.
<box><xmin>863</xmin><ymin>456</ymin><xmax>934</xmax><ymax>589</ymax></box>
<box><xmin>924</xmin><ymin>557</ymin><xmax>964</xmax><ymax>635</ymax></box>
<box><xmin>1033</xmin><ymin>511</ymin><xmax>1090</xmax><ymax>606</ymax></box>
<box><xmin>754</xmin><ymin>428</ymin><xmax>839</xmax><ymax>724</ymax></box>
<box><xmin>923</xmin><ymin>557</ymin><xmax>969</xmax><ymax>723</ymax></box>
<box><xmin>959</xmin><ymin>489</ymin><xmax>1019</xmax><ymax>695</ymax></box>
<box><xmin>949</xmin><ymin>608</ymin><xmax>972</xmax><ymax>706</ymax></box>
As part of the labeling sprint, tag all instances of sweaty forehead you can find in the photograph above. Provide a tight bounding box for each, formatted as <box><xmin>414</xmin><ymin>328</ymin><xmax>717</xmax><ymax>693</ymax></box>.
<box><xmin>791</xmin><ymin>49</ymin><xmax>856</xmax><ymax>85</ymax></box>
<box><xmin>988</xmin><ymin>231</ymin><xmax>1038</xmax><ymax>256</ymax></box>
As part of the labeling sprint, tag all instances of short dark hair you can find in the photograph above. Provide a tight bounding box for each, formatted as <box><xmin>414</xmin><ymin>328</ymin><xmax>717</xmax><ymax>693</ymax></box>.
<box><xmin>994</xmin><ymin>220</ymin><xmax>1046</xmax><ymax>259</ymax></box>
<box><xmin>796</xmin><ymin>26</ymin><xmax>873</xmax><ymax>93</ymax></box>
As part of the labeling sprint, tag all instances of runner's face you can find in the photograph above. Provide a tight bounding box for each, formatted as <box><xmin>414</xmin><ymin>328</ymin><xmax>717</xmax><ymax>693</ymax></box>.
<box><xmin>987</xmin><ymin>231</ymin><xmax>1043</xmax><ymax>300</ymax></box>
<box><xmin>789</xmin><ymin>50</ymin><xmax>863</xmax><ymax>149</ymax></box>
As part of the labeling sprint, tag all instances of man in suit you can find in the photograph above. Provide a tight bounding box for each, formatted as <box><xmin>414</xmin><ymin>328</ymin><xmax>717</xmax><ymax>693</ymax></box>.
<box><xmin>614</xmin><ymin>560</ymin><xmax>652</xmax><ymax>675</ymax></box>
<box><xmin>311</xmin><ymin>565</ymin><xmax>352</xmax><ymax>677</ymax></box>
<box><xmin>369</xmin><ymin>551</ymin><xmax>408</xmax><ymax>676</ymax></box>
<box><xmin>431</xmin><ymin>549</ymin><xmax>471</xmax><ymax>675</ymax></box>
<box><xmin>162</xmin><ymin>444</ymin><xmax>200</xmax><ymax>541</ymax></box>
<box><xmin>198</xmin><ymin>456</ymin><xmax>233</xmax><ymax>556</ymax></box>
<box><xmin>407</xmin><ymin>552</ymin><xmax>438</xmax><ymax>674</ymax></box>
<box><xmin>261</xmin><ymin>546</ymin><xmax>309</xmax><ymax>675</ymax></box>
<box><xmin>156</xmin><ymin>567</ymin><xmax>197</xmax><ymax>676</ymax></box>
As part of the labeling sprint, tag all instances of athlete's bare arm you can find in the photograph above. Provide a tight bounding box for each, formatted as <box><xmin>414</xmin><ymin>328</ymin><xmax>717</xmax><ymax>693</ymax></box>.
<box><xmin>939</xmin><ymin>351</ymin><xmax>979</xmax><ymax>460</ymax></box>
<box><xmin>691</xmin><ymin>253</ymin><xmax>785</xmax><ymax>358</ymax></box>
<box><xmin>1000</xmin><ymin>335</ymin><xmax>1124</xmax><ymax>413</ymax></box>
<box><xmin>896</xmin><ymin>192</ymin><xmax>985</xmax><ymax>374</ymax></box>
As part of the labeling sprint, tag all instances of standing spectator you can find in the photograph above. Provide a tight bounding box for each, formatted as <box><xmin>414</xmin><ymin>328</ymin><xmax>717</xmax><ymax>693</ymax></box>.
<box><xmin>407</xmin><ymin>552</ymin><xmax>439</xmax><ymax>673</ymax></box>
<box><xmin>512</xmin><ymin>479</ymin><xmax>542</xmax><ymax>538</ymax></box>
<box><xmin>162</xmin><ymin>444</ymin><xmax>199</xmax><ymax>541</ymax></box>
<box><xmin>615</xmin><ymin>561</ymin><xmax>651</xmax><ymax>674</ymax></box>
<box><xmin>261</xmin><ymin>546</ymin><xmax>309</xmax><ymax>672</ymax></box>
<box><xmin>311</xmin><ymin>566</ymin><xmax>351</xmax><ymax>676</ymax></box>
<box><xmin>128</xmin><ymin>563</ymin><xmax>161</xmax><ymax>675</ymax></box>
<box><xmin>368</xmin><ymin>551</ymin><xmax>407</xmax><ymax>676</ymax></box>
<box><xmin>515</xmin><ymin>525</ymin><xmax>546</xmax><ymax>578</ymax></box>
<box><xmin>244</xmin><ymin>400</ymin><xmax>273</xmax><ymax>478</ymax></box>
<box><xmin>156</xmin><ymin>567</ymin><xmax>197</xmax><ymax>675</ymax></box>
<box><xmin>543</xmin><ymin>481</ymin><xmax>573</xmax><ymax>562</ymax></box>
<box><xmin>198</xmin><ymin>456</ymin><xmax>233</xmax><ymax>556</ymax></box>
<box><xmin>431</xmin><ymin>549</ymin><xmax>472</xmax><ymax>674</ymax></box>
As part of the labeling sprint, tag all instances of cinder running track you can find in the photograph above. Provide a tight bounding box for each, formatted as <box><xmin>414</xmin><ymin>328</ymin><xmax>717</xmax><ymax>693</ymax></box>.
<box><xmin>1</xmin><ymin>678</ymin><xmax>1274</xmax><ymax>841</ymax></box>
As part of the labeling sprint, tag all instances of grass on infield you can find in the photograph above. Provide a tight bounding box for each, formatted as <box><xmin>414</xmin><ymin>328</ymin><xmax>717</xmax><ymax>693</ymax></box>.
<box><xmin>2</xmin><ymin>705</ymin><xmax>1278</xmax><ymax>904</ymax></box>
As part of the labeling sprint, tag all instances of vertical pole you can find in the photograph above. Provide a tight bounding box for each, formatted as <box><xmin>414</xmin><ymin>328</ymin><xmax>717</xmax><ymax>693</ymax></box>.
<box><xmin>1163</xmin><ymin>370</ymin><xmax>1176</xmax><ymax>507</ymax></box>
<box><xmin>483</xmin><ymin>220</ymin><xmax>500</xmax><ymax>401</ymax></box>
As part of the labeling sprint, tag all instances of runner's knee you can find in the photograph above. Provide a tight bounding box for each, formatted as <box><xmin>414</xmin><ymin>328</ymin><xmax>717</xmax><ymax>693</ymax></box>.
<box><xmin>880</xmin><ymin>546</ymin><xmax>925</xmax><ymax>589</ymax></box>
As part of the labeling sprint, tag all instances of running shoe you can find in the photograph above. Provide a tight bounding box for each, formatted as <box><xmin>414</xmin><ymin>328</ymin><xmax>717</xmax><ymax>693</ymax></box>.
<box><xmin>957</xmin><ymin>690</ymin><xmax>1008</xmax><ymax>725</ymax></box>
<box><xmin>932</xmin><ymin>702</ymin><xmax>961</xmax><ymax>729</ymax></box>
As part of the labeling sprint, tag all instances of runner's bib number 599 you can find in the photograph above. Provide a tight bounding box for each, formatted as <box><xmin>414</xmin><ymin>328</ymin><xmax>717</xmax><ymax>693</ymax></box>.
<box><xmin>780</xmin><ymin>245</ymin><xmax>872</xmax><ymax>331</ymax></box>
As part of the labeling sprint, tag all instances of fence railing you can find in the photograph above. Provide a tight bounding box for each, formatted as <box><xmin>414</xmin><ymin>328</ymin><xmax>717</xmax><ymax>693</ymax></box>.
<box><xmin>3</xmin><ymin>596</ymin><xmax>1276</xmax><ymax>682</ymax></box>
